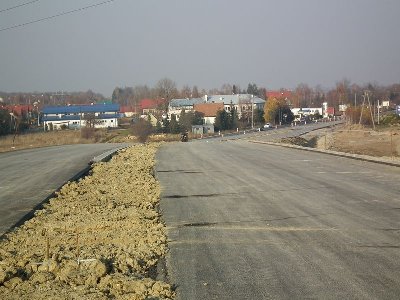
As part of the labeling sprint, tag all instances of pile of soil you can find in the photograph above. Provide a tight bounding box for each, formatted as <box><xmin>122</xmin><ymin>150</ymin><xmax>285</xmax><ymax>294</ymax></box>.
<box><xmin>0</xmin><ymin>144</ymin><xmax>174</xmax><ymax>299</ymax></box>
<box><xmin>280</xmin><ymin>136</ymin><xmax>317</xmax><ymax>148</ymax></box>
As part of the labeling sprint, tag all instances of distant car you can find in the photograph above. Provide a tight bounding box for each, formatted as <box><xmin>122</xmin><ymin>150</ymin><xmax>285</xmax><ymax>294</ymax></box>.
<box><xmin>263</xmin><ymin>123</ymin><xmax>272</xmax><ymax>129</ymax></box>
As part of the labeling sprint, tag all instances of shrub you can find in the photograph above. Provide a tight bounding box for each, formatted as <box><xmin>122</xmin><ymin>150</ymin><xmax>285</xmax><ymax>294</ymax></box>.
<box><xmin>381</xmin><ymin>113</ymin><xmax>400</xmax><ymax>125</ymax></box>
<box><xmin>81</xmin><ymin>127</ymin><xmax>95</xmax><ymax>139</ymax></box>
<box><xmin>345</xmin><ymin>106</ymin><xmax>373</xmax><ymax>125</ymax></box>
<box><xmin>130</xmin><ymin>119</ymin><xmax>153</xmax><ymax>143</ymax></box>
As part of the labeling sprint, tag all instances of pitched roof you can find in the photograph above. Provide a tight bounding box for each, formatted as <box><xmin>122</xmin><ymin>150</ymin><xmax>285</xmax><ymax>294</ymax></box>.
<box><xmin>140</xmin><ymin>98</ymin><xmax>166</xmax><ymax>110</ymax></box>
<box><xmin>169</xmin><ymin>98</ymin><xmax>204</xmax><ymax>107</ymax></box>
<box><xmin>194</xmin><ymin>103</ymin><xmax>224</xmax><ymax>117</ymax></box>
<box><xmin>120</xmin><ymin>105</ymin><xmax>137</xmax><ymax>113</ymax></box>
<box><xmin>170</xmin><ymin>94</ymin><xmax>265</xmax><ymax>108</ymax></box>
<box><xmin>1</xmin><ymin>105</ymin><xmax>33</xmax><ymax>116</ymax></box>
<box><xmin>266</xmin><ymin>90</ymin><xmax>292</xmax><ymax>99</ymax></box>
<box><xmin>207</xmin><ymin>94</ymin><xmax>265</xmax><ymax>105</ymax></box>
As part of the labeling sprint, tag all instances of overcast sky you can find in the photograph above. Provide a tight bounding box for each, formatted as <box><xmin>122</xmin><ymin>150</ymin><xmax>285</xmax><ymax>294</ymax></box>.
<box><xmin>1</xmin><ymin>0</ymin><xmax>399</xmax><ymax>97</ymax></box>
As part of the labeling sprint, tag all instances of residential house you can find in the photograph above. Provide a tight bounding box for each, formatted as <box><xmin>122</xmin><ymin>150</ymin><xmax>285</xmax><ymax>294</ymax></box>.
<box><xmin>140</xmin><ymin>98</ymin><xmax>166</xmax><ymax>114</ymax></box>
<box><xmin>266</xmin><ymin>90</ymin><xmax>292</xmax><ymax>101</ymax></box>
<box><xmin>168</xmin><ymin>98</ymin><xmax>204</xmax><ymax>120</ymax></box>
<box><xmin>291</xmin><ymin>107</ymin><xmax>323</xmax><ymax>121</ymax></box>
<box><xmin>42</xmin><ymin>104</ymin><xmax>120</xmax><ymax>129</ymax></box>
<box><xmin>205</xmin><ymin>94</ymin><xmax>265</xmax><ymax>118</ymax></box>
<box><xmin>120</xmin><ymin>105</ymin><xmax>138</xmax><ymax>117</ymax></box>
<box><xmin>169</xmin><ymin>94</ymin><xmax>265</xmax><ymax>121</ymax></box>
<box><xmin>1</xmin><ymin>104</ymin><xmax>33</xmax><ymax>116</ymax></box>
<box><xmin>193</xmin><ymin>103</ymin><xmax>224</xmax><ymax>125</ymax></box>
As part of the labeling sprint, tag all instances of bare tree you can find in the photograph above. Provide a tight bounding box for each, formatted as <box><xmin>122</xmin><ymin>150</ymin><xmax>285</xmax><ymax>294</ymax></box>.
<box><xmin>221</xmin><ymin>83</ymin><xmax>233</xmax><ymax>95</ymax></box>
<box><xmin>192</xmin><ymin>86</ymin><xmax>200</xmax><ymax>98</ymax></box>
<box><xmin>294</xmin><ymin>83</ymin><xmax>312</xmax><ymax>107</ymax></box>
<box><xmin>83</xmin><ymin>113</ymin><xmax>101</xmax><ymax>128</ymax></box>
<box><xmin>181</xmin><ymin>85</ymin><xmax>192</xmax><ymax>98</ymax></box>
<box><xmin>155</xmin><ymin>78</ymin><xmax>178</xmax><ymax>102</ymax></box>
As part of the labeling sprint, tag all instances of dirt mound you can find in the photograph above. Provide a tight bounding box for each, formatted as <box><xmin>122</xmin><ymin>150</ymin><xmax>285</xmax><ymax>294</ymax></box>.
<box><xmin>0</xmin><ymin>144</ymin><xmax>174</xmax><ymax>299</ymax></box>
<box><xmin>280</xmin><ymin>136</ymin><xmax>317</xmax><ymax>147</ymax></box>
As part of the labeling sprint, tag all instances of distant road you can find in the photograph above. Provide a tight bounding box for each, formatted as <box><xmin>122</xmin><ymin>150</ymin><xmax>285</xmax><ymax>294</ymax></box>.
<box><xmin>157</xmin><ymin>138</ymin><xmax>400</xmax><ymax>299</ymax></box>
<box><xmin>218</xmin><ymin>120</ymin><xmax>343</xmax><ymax>142</ymax></box>
<box><xmin>0</xmin><ymin>143</ymin><xmax>127</xmax><ymax>236</ymax></box>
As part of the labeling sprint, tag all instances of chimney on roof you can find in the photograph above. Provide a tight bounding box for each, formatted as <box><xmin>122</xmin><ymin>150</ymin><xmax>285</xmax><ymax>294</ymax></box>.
<box><xmin>204</xmin><ymin>95</ymin><xmax>208</xmax><ymax>103</ymax></box>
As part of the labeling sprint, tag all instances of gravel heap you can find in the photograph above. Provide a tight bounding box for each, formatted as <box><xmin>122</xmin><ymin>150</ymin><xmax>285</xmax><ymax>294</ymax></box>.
<box><xmin>0</xmin><ymin>144</ymin><xmax>174</xmax><ymax>299</ymax></box>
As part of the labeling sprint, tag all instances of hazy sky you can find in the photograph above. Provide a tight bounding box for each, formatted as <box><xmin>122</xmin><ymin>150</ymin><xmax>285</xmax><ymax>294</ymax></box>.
<box><xmin>1</xmin><ymin>0</ymin><xmax>399</xmax><ymax>97</ymax></box>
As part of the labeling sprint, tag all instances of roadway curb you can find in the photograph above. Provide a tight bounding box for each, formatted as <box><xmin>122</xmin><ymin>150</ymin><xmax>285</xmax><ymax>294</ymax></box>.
<box><xmin>2</xmin><ymin>146</ymin><xmax>129</xmax><ymax>239</ymax></box>
<box><xmin>90</xmin><ymin>145</ymin><xmax>129</xmax><ymax>164</ymax></box>
<box><xmin>248</xmin><ymin>140</ymin><xmax>400</xmax><ymax>168</ymax></box>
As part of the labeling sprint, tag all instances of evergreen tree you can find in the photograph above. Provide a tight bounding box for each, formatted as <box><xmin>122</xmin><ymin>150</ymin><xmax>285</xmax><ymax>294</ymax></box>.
<box><xmin>156</xmin><ymin>120</ymin><xmax>162</xmax><ymax>133</ymax></box>
<box><xmin>169</xmin><ymin>114</ymin><xmax>180</xmax><ymax>133</ymax></box>
<box><xmin>0</xmin><ymin>109</ymin><xmax>11</xmax><ymax>135</ymax></box>
<box><xmin>230</xmin><ymin>108</ymin><xmax>239</xmax><ymax>129</ymax></box>
<box><xmin>162</xmin><ymin>117</ymin><xmax>170</xmax><ymax>133</ymax></box>
<box><xmin>215</xmin><ymin>109</ymin><xmax>230</xmax><ymax>131</ymax></box>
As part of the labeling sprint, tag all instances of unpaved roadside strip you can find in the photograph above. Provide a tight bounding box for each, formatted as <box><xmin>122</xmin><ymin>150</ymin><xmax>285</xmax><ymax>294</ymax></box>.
<box><xmin>248</xmin><ymin>140</ymin><xmax>400</xmax><ymax>168</ymax></box>
<box><xmin>0</xmin><ymin>144</ymin><xmax>174</xmax><ymax>299</ymax></box>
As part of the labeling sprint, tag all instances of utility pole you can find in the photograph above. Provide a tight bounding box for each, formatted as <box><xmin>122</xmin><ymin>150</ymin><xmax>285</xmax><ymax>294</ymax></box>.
<box><xmin>251</xmin><ymin>95</ymin><xmax>254</xmax><ymax>129</ymax></box>
<box><xmin>366</xmin><ymin>91</ymin><xmax>375</xmax><ymax>130</ymax></box>
<box><xmin>377</xmin><ymin>99</ymin><xmax>380</xmax><ymax>125</ymax></box>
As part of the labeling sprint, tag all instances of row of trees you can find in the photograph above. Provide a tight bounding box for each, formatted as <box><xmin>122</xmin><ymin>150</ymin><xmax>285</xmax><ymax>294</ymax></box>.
<box><xmin>111</xmin><ymin>79</ymin><xmax>266</xmax><ymax>109</ymax></box>
<box><xmin>0</xmin><ymin>109</ymin><xmax>31</xmax><ymax>136</ymax></box>
<box><xmin>288</xmin><ymin>81</ymin><xmax>400</xmax><ymax>109</ymax></box>
<box><xmin>3</xmin><ymin>79</ymin><xmax>400</xmax><ymax>113</ymax></box>
<box><xmin>71</xmin><ymin>80</ymin><xmax>400</xmax><ymax>118</ymax></box>
<box><xmin>0</xmin><ymin>90</ymin><xmax>104</xmax><ymax>107</ymax></box>
<box><xmin>214</xmin><ymin>108</ymin><xmax>265</xmax><ymax>131</ymax></box>
<box><xmin>263</xmin><ymin>98</ymin><xmax>294</xmax><ymax>125</ymax></box>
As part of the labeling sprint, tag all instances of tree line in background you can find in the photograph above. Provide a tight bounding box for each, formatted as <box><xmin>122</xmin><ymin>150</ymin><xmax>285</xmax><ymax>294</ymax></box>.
<box><xmin>110</xmin><ymin>79</ymin><xmax>267</xmax><ymax>110</ymax></box>
<box><xmin>2</xmin><ymin>78</ymin><xmax>400</xmax><ymax>136</ymax></box>
<box><xmin>2</xmin><ymin>78</ymin><xmax>400</xmax><ymax>110</ymax></box>
<box><xmin>108</xmin><ymin>79</ymin><xmax>400</xmax><ymax>113</ymax></box>
<box><xmin>0</xmin><ymin>90</ymin><xmax>104</xmax><ymax>107</ymax></box>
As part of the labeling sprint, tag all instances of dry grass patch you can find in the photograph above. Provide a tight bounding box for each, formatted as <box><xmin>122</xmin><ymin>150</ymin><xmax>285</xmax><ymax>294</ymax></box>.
<box><xmin>0</xmin><ymin>130</ymin><xmax>105</xmax><ymax>153</ymax></box>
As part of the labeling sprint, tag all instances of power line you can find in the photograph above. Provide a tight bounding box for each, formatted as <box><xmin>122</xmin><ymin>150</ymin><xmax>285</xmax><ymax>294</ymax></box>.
<box><xmin>0</xmin><ymin>0</ymin><xmax>41</xmax><ymax>14</ymax></box>
<box><xmin>0</xmin><ymin>0</ymin><xmax>115</xmax><ymax>33</ymax></box>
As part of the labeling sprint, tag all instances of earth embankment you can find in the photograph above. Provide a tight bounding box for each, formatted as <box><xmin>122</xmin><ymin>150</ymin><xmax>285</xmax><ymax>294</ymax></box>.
<box><xmin>0</xmin><ymin>144</ymin><xmax>173</xmax><ymax>299</ymax></box>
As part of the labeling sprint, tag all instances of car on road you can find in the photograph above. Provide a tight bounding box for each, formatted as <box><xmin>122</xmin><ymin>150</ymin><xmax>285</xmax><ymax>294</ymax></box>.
<box><xmin>263</xmin><ymin>123</ymin><xmax>272</xmax><ymax>129</ymax></box>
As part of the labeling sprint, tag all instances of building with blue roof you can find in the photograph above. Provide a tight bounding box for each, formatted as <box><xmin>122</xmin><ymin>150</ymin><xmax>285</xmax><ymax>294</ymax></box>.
<box><xmin>42</xmin><ymin>104</ymin><xmax>120</xmax><ymax>130</ymax></box>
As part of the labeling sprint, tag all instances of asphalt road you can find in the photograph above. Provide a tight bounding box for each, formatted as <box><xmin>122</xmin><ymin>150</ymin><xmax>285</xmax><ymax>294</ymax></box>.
<box><xmin>156</xmin><ymin>138</ymin><xmax>400</xmax><ymax>299</ymax></box>
<box><xmin>0</xmin><ymin>143</ymin><xmax>126</xmax><ymax>236</ymax></box>
<box><xmin>216</xmin><ymin>120</ymin><xmax>343</xmax><ymax>142</ymax></box>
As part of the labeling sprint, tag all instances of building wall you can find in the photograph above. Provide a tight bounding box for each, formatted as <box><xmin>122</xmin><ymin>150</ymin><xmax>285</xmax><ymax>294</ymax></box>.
<box><xmin>44</xmin><ymin>118</ymin><xmax>118</xmax><ymax>130</ymax></box>
<box><xmin>291</xmin><ymin>107</ymin><xmax>323</xmax><ymax>117</ymax></box>
<box><xmin>192</xmin><ymin>124</ymin><xmax>214</xmax><ymax>134</ymax></box>
<box><xmin>167</xmin><ymin>105</ymin><xmax>194</xmax><ymax>120</ymax></box>
<box><xmin>203</xmin><ymin>116</ymin><xmax>216</xmax><ymax>125</ymax></box>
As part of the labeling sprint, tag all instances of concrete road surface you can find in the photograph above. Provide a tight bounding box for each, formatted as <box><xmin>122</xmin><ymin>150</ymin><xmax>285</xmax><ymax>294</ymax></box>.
<box><xmin>0</xmin><ymin>143</ymin><xmax>126</xmax><ymax>236</ymax></box>
<box><xmin>156</xmin><ymin>139</ymin><xmax>400</xmax><ymax>299</ymax></box>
